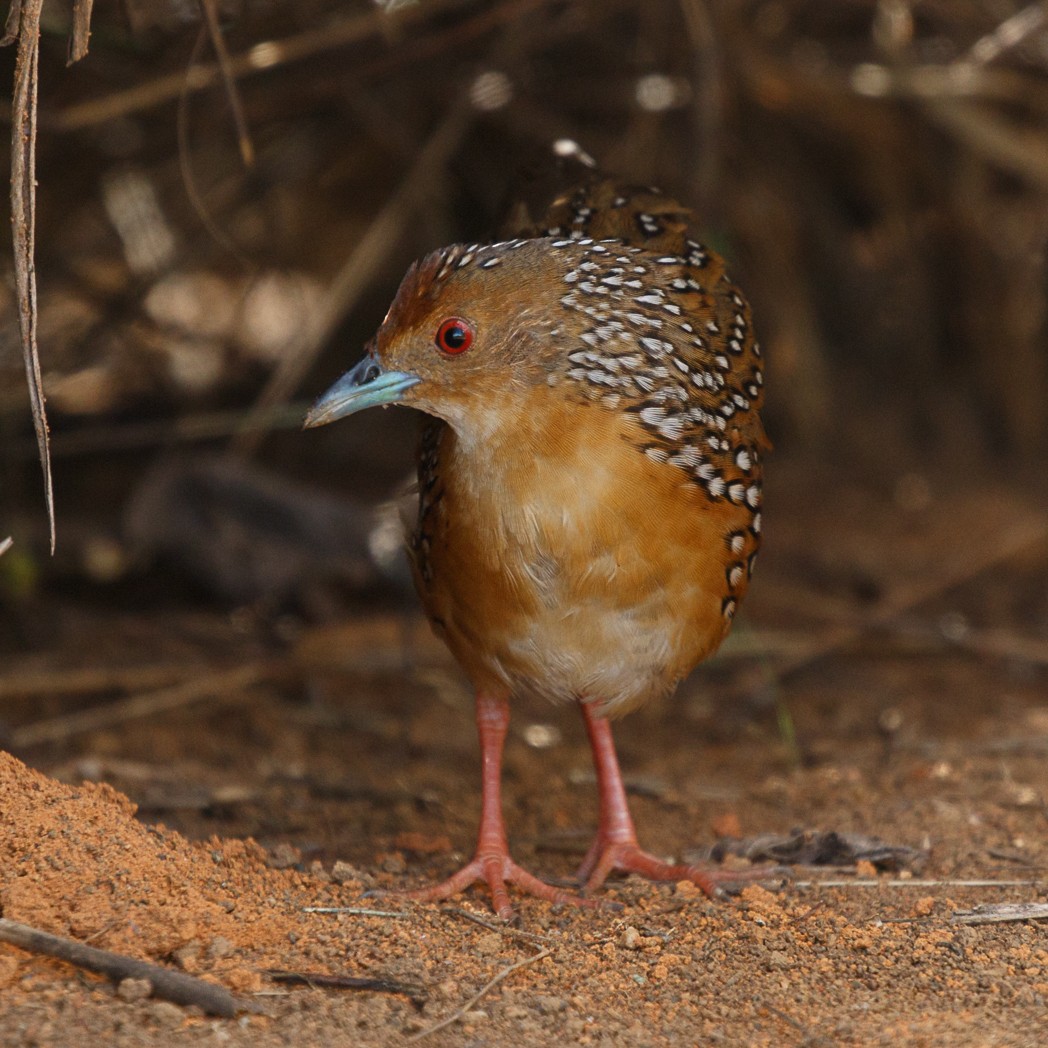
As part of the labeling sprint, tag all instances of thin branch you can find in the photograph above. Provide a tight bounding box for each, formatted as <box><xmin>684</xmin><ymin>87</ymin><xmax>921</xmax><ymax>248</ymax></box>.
<box><xmin>0</xmin><ymin>918</ymin><xmax>248</xmax><ymax>1017</ymax></box>
<box><xmin>0</xmin><ymin>662</ymin><xmax>212</xmax><ymax>700</ymax></box>
<box><xmin>232</xmin><ymin>0</ymin><xmax>549</xmax><ymax>456</ymax></box>
<box><xmin>48</xmin><ymin>0</ymin><xmax>482</xmax><ymax>132</ymax></box>
<box><xmin>442</xmin><ymin>906</ymin><xmax>561</xmax><ymax>945</ymax></box>
<box><xmin>10</xmin><ymin>662</ymin><xmax>274</xmax><ymax>748</ymax></box>
<box><xmin>4</xmin><ymin>0</ymin><xmax>54</xmax><ymax>552</ymax></box>
<box><xmin>303</xmin><ymin>907</ymin><xmax>413</xmax><ymax>919</ymax></box>
<box><xmin>0</xmin><ymin>0</ymin><xmax>23</xmax><ymax>46</ymax></box>
<box><xmin>267</xmin><ymin>969</ymin><xmax>425</xmax><ymax>1001</ymax></box>
<box><xmin>755</xmin><ymin>516</ymin><xmax>1048</xmax><ymax>690</ymax></box>
<box><xmin>406</xmin><ymin>948</ymin><xmax>552</xmax><ymax>1042</ymax></box>
<box><xmin>9</xmin><ymin>403</ymin><xmax>307</xmax><ymax>459</ymax></box>
<box><xmin>229</xmin><ymin>87</ymin><xmax>478</xmax><ymax>455</ymax></box>
<box><xmin>67</xmin><ymin>0</ymin><xmax>94</xmax><ymax>65</ymax></box>
<box><xmin>176</xmin><ymin>25</ymin><xmax>251</xmax><ymax>264</ymax></box>
<box><xmin>968</xmin><ymin>4</ymin><xmax>1048</xmax><ymax>65</ymax></box>
<box><xmin>952</xmin><ymin>902</ymin><xmax>1048</xmax><ymax>925</ymax></box>
<box><xmin>755</xmin><ymin>997</ymin><xmax>833</xmax><ymax>1048</ymax></box>
<box><xmin>198</xmin><ymin>0</ymin><xmax>255</xmax><ymax>168</ymax></box>
<box><xmin>923</xmin><ymin>98</ymin><xmax>1048</xmax><ymax>193</ymax></box>
<box><xmin>792</xmin><ymin>878</ymin><xmax>1047</xmax><ymax>889</ymax></box>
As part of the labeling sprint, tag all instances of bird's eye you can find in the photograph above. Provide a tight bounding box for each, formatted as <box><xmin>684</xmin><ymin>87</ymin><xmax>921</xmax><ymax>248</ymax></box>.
<box><xmin>435</xmin><ymin>317</ymin><xmax>474</xmax><ymax>355</ymax></box>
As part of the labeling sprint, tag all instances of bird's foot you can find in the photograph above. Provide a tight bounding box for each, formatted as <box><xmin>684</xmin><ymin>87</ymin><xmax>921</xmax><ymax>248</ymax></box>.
<box><xmin>388</xmin><ymin>853</ymin><xmax>612</xmax><ymax>922</ymax></box>
<box><xmin>577</xmin><ymin>840</ymin><xmax>787</xmax><ymax>898</ymax></box>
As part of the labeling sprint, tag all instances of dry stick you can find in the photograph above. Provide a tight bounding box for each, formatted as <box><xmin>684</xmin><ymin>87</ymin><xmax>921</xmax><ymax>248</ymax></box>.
<box><xmin>28</xmin><ymin>403</ymin><xmax>307</xmax><ymax>458</ymax></box>
<box><xmin>49</xmin><ymin>0</ymin><xmax>481</xmax><ymax>132</ymax></box>
<box><xmin>953</xmin><ymin>626</ymin><xmax>1048</xmax><ymax>668</ymax></box>
<box><xmin>267</xmin><ymin>970</ymin><xmax>425</xmax><ymax>1001</ymax></box>
<box><xmin>231</xmin><ymin>0</ymin><xmax>549</xmax><ymax>456</ymax></box>
<box><xmin>792</xmin><ymin>879</ymin><xmax>1046</xmax><ymax>889</ymax></box>
<box><xmin>198</xmin><ymin>0</ymin><xmax>255</xmax><ymax>168</ymax></box>
<box><xmin>923</xmin><ymin>98</ymin><xmax>1048</xmax><ymax>194</ymax></box>
<box><xmin>760</xmin><ymin>517</ymin><xmax>1048</xmax><ymax>688</ymax></box>
<box><xmin>678</xmin><ymin>0</ymin><xmax>724</xmax><ymax>212</ymax></box>
<box><xmin>756</xmin><ymin>998</ymin><xmax>833</xmax><ymax>1048</ymax></box>
<box><xmin>67</xmin><ymin>0</ymin><xmax>94</xmax><ymax>65</ymax></box>
<box><xmin>405</xmin><ymin>948</ymin><xmax>552</xmax><ymax>1043</ymax></box>
<box><xmin>967</xmin><ymin>4</ymin><xmax>1048</xmax><ymax>65</ymax></box>
<box><xmin>0</xmin><ymin>918</ymin><xmax>246</xmax><ymax>1017</ymax></box>
<box><xmin>4</xmin><ymin>0</ymin><xmax>53</xmax><ymax>552</ymax></box>
<box><xmin>1</xmin><ymin>0</ymin><xmax>22</xmax><ymax>42</ymax></box>
<box><xmin>176</xmin><ymin>25</ymin><xmax>252</xmax><ymax>266</ymax></box>
<box><xmin>11</xmin><ymin>662</ymin><xmax>273</xmax><ymax>748</ymax></box>
<box><xmin>229</xmin><ymin>88</ymin><xmax>477</xmax><ymax>456</ymax></box>
<box><xmin>952</xmin><ymin>903</ymin><xmax>1048</xmax><ymax>926</ymax></box>
<box><xmin>0</xmin><ymin>662</ymin><xmax>214</xmax><ymax>701</ymax></box>
<box><xmin>442</xmin><ymin>906</ymin><xmax>561</xmax><ymax>946</ymax></box>
<box><xmin>303</xmin><ymin>907</ymin><xmax>413</xmax><ymax>919</ymax></box>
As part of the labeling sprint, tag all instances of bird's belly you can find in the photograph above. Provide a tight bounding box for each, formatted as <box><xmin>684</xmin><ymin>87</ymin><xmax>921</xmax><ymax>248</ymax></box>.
<box><xmin>416</xmin><ymin>435</ymin><xmax>743</xmax><ymax>713</ymax></box>
<box><xmin>493</xmin><ymin>564</ymin><xmax>703</xmax><ymax>713</ymax></box>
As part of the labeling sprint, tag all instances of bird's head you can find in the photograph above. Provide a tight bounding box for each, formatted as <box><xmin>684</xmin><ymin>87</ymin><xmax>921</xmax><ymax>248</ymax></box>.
<box><xmin>305</xmin><ymin>239</ymin><xmax>566</xmax><ymax>440</ymax></box>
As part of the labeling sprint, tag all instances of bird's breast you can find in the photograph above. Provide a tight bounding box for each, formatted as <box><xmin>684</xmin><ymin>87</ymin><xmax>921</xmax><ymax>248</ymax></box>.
<box><xmin>411</xmin><ymin>398</ymin><xmax>757</xmax><ymax>714</ymax></box>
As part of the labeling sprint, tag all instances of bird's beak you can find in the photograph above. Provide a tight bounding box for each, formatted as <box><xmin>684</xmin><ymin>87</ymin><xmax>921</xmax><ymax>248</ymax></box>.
<box><xmin>304</xmin><ymin>353</ymin><xmax>420</xmax><ymax>428</ymax></box>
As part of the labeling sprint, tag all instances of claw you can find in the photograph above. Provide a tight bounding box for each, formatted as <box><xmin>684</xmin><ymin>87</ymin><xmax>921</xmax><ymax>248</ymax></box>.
<box><xmin>391</xmin><ymin>853</ymin><xmax>606</xmax><ymax>922</ymax></box>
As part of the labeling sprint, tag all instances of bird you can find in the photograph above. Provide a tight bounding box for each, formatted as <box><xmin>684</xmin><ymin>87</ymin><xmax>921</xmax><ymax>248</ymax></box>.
<box><xmin>305</xmin><ymin>143</ymin><xmax>769</xmax><ymax>921</ymax></box>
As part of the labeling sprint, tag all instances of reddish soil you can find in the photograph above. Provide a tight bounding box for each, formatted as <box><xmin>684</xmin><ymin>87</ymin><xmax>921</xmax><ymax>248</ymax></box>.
<box><xmin>2</xmin><ymin>454</ymin><xmax>1048</xmax><ymax>1046</ymax></box>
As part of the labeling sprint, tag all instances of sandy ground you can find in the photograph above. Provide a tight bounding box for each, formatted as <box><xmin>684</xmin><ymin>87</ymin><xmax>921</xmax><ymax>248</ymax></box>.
<box><xmin>2</xmin><ymin>453</ymin><xmax>1048</xmax><ymax>1046</ymax></box>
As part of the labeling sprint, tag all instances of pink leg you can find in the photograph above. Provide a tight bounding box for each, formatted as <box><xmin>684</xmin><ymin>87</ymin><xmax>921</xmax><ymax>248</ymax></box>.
<box><xmin>393</xmin><ymin>691</ymin><xmax>603</xmax><ymax>921</ymax></box>
<box><xmin>577</xmin><ymin>702</ymin><xmax>783</xmax><ymax>897</ymax></box>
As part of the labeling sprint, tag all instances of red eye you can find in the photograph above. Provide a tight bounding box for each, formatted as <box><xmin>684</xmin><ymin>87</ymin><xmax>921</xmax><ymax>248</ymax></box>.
<box><xmin>435</xmin><ymin>317</ymin><xmax>474</xmax><ymax>355</ymax></box>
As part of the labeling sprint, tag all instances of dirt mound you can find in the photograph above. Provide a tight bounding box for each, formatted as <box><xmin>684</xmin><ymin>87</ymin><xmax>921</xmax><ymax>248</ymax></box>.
<box><xmin>0</xmin><ymin>751</ymin><xmax>344</xmax><ymax>992</ymax></box>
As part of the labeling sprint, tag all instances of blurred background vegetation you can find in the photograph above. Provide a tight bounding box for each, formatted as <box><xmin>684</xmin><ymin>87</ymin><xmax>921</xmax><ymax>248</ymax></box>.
<box><xmin>1</xmin><ymin>0</ymin><xmax>1046</xmax><ymax>627</ymax></box>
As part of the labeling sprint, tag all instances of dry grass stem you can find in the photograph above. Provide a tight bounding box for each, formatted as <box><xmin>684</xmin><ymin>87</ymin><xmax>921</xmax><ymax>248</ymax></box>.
<box><xmin>406</xmin><ymin>948</ymin><xmax>552</xmax><ymax>1042</ymax></box>
<box><xmin>11</xmin><ymin>662</ymin><xmax>274</xmax><ymax>748</ymax></box>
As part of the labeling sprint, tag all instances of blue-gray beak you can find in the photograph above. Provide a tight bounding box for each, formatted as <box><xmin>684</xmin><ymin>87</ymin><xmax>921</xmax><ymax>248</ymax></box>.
<box><xmin>304</xmin><ymin>354</ymin><xmax>420</xmax><ymax>428</ymax></box>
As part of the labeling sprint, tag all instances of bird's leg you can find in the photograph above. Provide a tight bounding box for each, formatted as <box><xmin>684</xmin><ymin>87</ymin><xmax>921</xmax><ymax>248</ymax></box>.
<box><xmin>394</xmin><ymin>690</ymin><xmax>602</xmax><ymax>921</ymax></box>
<box><xmin>577</xmin><ymin>702</ymin><xmax>782</xmax><ymax>897</ymax></box>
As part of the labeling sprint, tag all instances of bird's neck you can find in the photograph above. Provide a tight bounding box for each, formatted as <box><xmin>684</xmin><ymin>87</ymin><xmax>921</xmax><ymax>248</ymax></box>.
<box><xmin>439</xmin><ymin>386</ymin><xmax>583</xmax><ymax>469</ymax></box>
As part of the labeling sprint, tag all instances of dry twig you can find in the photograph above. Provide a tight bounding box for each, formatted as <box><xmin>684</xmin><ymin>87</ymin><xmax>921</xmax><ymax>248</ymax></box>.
<box><xmin>406</xmin><ymin>948</ymin><xmax>552</xmax><ymax>1042</ymax></box>
<box><xmin>67</xmin><ymin>0</ymin><xmax>94</xmax><ymax>64</ymax></box>
<box><xmin>267</xmin><ymin>969</ymin><xmax>425</xmax><ymax>1003</ymax></box>
<box><xmin>758</xmin><ymin>515</ymin><xmax>1048</xmax><ymax>691</ymax></box>
<box><xmin>232</xmin><ymin>0</ymin><xmax>553</xmax><ymax>455</ymax></box>
<box><xmin>303</xmin><ymin>907</ymin><xmax>413</xmax><ymax>919</ymax></box>
<box><xmin>793</xmin><ymin>878</ymin><xmax>1047</xmax><ymax>889</ymax></box>
<box><xmin>11</xmin><ymin>662</ymin><xmax>274</xmax><ymax>748</ymax></box>
<box><xmin>49</xmin><ymin>0</ymin><xmax>480</xmax><ymax>132</ymax></box>
<box><xmin>198</xmin><ymin>0</ymin><xmax>255</xmax><ymax>168</ymax></box>
<box><xmin>0</xmin><ymin>918</ymin><xmax>247</xmax><ymax>1017</ymax></box>
<box><xmin>176</xmin><ymin>25</ymin><xmax>251</xmax><ymax>264</ymax></box>
<box><xmin>3</xmin><ymin>0</ymin><xmax>53</xmax><ymax>552</ymax></box>
<box><xmin>230</xmin><ymin>88</ymin><xmax>478</xmax><ymax>455</ymax></box>
<box><xmin>952</xmin><ymin>902</ymin><xmax>1048</xmax><ymax>926</ymax></box>
<box><xmin>442</xmin><ymin>906</ymin><xmax>561</xmax><ymax>945</ymax></box>
<box><xmin>0</xmin><ymin>662</ymin><xmax>213</xmax><ymax>701</ymax></box>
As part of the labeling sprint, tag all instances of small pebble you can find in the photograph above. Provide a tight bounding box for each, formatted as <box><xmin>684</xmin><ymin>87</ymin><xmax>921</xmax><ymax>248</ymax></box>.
<box><xmin>330</xmin><ymin>860</ymin><xmax>372</xmax><ymax>886</ymax></box>
<box><xmin>619</xmin><ymin>926</ymin><xmax>641</xmax><ymax>950</ymax></box>
<box><xmin>266</xmin><ymin>843</ymin><xmax>301</xmax><ymax>870</ymax></box>
<box><xmin>207</xmin><ymin>936</ymin><xmax>234</xmax><ymax>959</ymax></box>
<box><xmin>148</xmin><ymin>1001</ymin><xmax>186</xmax><ymax>1025</ymax></box>
<box><xmin>117</xmin><ymin>977</ymin><xmax>152</xmax><ymax>1002</ymax></box>
<box><xmin>536</xmin><ymin>994</ymin><xmax>568</xmax><ymax>1015</ymax></box>
<box><xmin>475</xmin><ymin>932</ymin><xmax>502</xmax><ymax>956</ymax></box>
